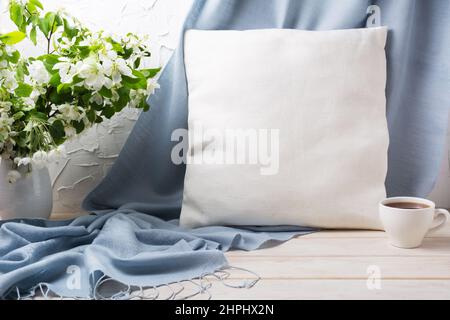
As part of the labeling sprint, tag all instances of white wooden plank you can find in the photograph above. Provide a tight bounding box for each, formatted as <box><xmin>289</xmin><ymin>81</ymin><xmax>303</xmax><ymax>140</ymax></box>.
<box><xmin>296</xmin><ymin>223</ymin><xmax>450</xmax><ymax>238</ymax></box>
<box><xmin>228</xmin><ymin>237</ymin><xmax>450</xmax><ymax>257</ymax></box>
<box><xmin>96</xmin><ymin>278</ymin><xmax>450</xmax><ymax>300</ymax></box>
<box><xmin>206</xmin><ymin>279</ymin><xmax>450</xmax><ymax>300</ymax></box>
<box><xmin>303</xmin><ymin>227</ymin><xmax>450</xmax><ymax>238</ymax></box>
<box><xmin>33</xmin><ymin>279</ymin><xmax>450</xmax><ymax>300</ymax></box>
<box><xmin>224</xmin><ymin>256</ymin><xmax>450</xmax><ymax>279</ymax></box>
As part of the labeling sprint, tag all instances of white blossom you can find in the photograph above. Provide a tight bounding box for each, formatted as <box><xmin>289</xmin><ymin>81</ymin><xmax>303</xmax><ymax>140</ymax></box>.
<box><xmin>64</xmin><ymin>126</ymin><xmax>76</xmax><ymax>138</ymax></box>
<box><xmin>111</xmin><ymin>89</ymin><xmax>119</xmax><ymax>102</ymax></box>
<box><xmin>32</xmin><ymin>150</ymin><xmax>48</xmax><ymax>169</ymax></box>
<box><xmin>0</xmin><ymin>69</ymin><xmax>18</xmax><ymax>92</ymax></box>
<box><xmin>79</xmin><ymin>33</ymin><xmax>102</xmax><ymax>47</ymax></box>
<box><xmin>146</xmin><ymin>77</ymin><xmax>160</xmax><ymax>95</ymax></box>
<box><xmin>57</xmin><ymin>36</ymin><xmax>77</xmax><ymax>51</ymax></box>
<box><xmin>48</xmin><ymin>145</ymin><xmax>67</xmax><ymax>162</ymax></box>
<box><xmin>55</xmin><ymin>103</ymin><xmax>84</xmax><ymax>121</ymax></box>
<box><xmin>76</xmin><ymin>57</ymin><xmax>111</xmax><ymax>91</ymax></box>
<box><xmin>90</xmin><ymin>92</ymin><xmax>103</xmax><ymax>105</ymax></box>
<box><xmin>14</xmin><ymin>157</ymin><xmax>31</xmax><ymax>167</ymax></box>
<box><xmin>102</xmin><ymin>31</ymin><xmax>121</xmax><ymax>44</ymax></box>
<box><xmin>28</xmin><ymin>60</ymin><xmax>50</xmax><ymax>84</ymax></box>
<box><xmin>128</xmin><ymin>78</ymin><xmax>159</xmax><ymax>108</ymax></box>
<box><xmin>0</xmin><ymin>112</ymin><xmax>14</xmax><ymax>129</ymax></box>
<box><xmin>21</xmin><ymin>97</ymin><xmax>36</xmax><ymax>110</ymax></box>
<box><xmin>102</xmin><ymin>57</ymin><xmax>133</xmax><ymax>84</ymax></box>
<box><xmin>99</xmin><ymin>42</ymin><xmax>118</xmax><ymax>61</ymax></box>
<box><xmin>53</xmin><ymin>58</ymin><xmax>77</xmax><ymax>84</ymax></box>
<box><xmin>124</xmin><ymin>34</ymin><xmax>149</xmax><ymax>54</ymax></box>
<box><xmin>128</xmin><ymin>89</ymin><xmax>145</xmax><ymax>108</ymax></box>
<box><xmin>0</xmin><ymin>101</ymin><xmax>12</xmax><ymax>112</ymax></box>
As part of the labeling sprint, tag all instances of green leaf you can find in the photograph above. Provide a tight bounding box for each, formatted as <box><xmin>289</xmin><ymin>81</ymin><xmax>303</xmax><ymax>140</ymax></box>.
<box><xmin>54</xmin><ymin>15</ymin><xmax>63</xmax><ymax>29</ymax></box>
<box><xmin>90</xmin><ymin>102</ymin><xmax>103</xmax><ymax>111</ymax></box>
<box><xmin>49</xmin><ymin>89</ymin><xmax>60</xmax><ymax>104</ymax></box>
<box><xmin>142</xmin><ymin>101</ymin><xmax>150</xmax><ymax>112</ymax></box>
<box><xmin>49</xmin><ymin>73</ymin><xmax>61</xmax><ymax>86</ymax></box>
<box><xmin>26</xmin><ymin>2</ymin><xmax>37</xmax><ymax>14</ymax></box>
<box><xmin>38</xmin><ymin>13</ymin><xmax>57</xmax><ymax>38</ymax></box>
<box><xmin>114</xmin><ymin>87</ymin><xmax>130</xmax><ymax>112</ymax></box>
<box><xmin>110</xmin><ymin>41</ymin><xmax>124</xmax><ymax>53</ymax></box>
<box><xmin>78</xmin><ymin>46</ymin><xmax>90</xmax><ymax>58</ymax></box>
<box><xmin>9</xmin><ymin>3</ymin><xmax>24</xmax><ymax>29</ymax></box>
<box><xmin>38</xmin><ymin>17</ymin><xmax>50</xmax><ymax>37</ymax></box>
<box><xmin>101</xmin><ymin>106</ymin><xmax>115</xmax><ymax>119</ymax></box>
<box><xmin>98</xmin><ymin>87</ymin><xmax>112</xmax><ymax>98</ymax></box>
<box><xmin>15</xmin><ymin>83</ymin><xmax>33</xmax><ymax>97</ymax></box>
<box><xmin>30</xmin><ymin>26</ymin><xmax>37</xmax><ymax>45</ymax></box>
<box><xmin>140</xmin><ymin>50</ymin><xmax>151</xmax><ymax>57</ymax></box>
<box><xmin>71</xmin><ymin>75</ymin><xmax>84</xmax><ymax>85</ymax></box>
<box><xmin>72</xmin><ymin>120</ymin><xmax>85</xmax><ymax>134</ymax></box>
<box><xmin>133</xmin><ymin>57</ymin><xmax>141</xmax><ymax>69</ymax></box>
<box><xmin>94</xmin><ymin>116</ymin><xmax>103</xmax><ymax>124</ymax></box>
<box><xmin>132</xmin><ymin>69</ymin><xmax>146</xmax><ymax>78</ymax></box>
<box><xmin>38</xmin><ymin>54</ymin><xmax>60</xmax><ymax>72</ymax></box>
<box><xmin>30</xmin><ymin>0</ymin><xmax>44</xmax><ymax>10</ymax></box>
<box><xmin>140</xmin><ymin>68</ymin><xmax>161</xmax><ymax>78</ymax></box>
<box><xmin>45</xmin><ymin>12</ymin><xmax>57</xmax><ymax>24</ymax></box>
<box><xmin>86</xmin><ymin>109</ymin><xmax>96</xmax><ymax>123</ymax></box>
<box><xmin>63</xmin><ymin>18</ymin><xmax>78</xmax><ymax>39</ymax></box>
<box><xmin>122</xmin><ymin>71</ymin><xmax>147</xmax><ymax>89</ymax></box>
<box><xmin>30</xmin><ymin>14</ymin><xmax>40</xmax><ymax>26</ymax></box>
<box><xmin>122</xmin><ymin>75</ymin><xmax>141</xmax><ymax>84</ymax></box>
<box><xmin>81</xmin><ymin>93</ymin><xmax>91</xmax><ymax>106</ymax></box>
<box><xmin>39</xmin><ymin>54</ymin><xmax>60</xmax><ymax>64</ymax></box>
<box><xmin>13</xmin><ymin>111</ymin><xmax>25</xmax><ymax>120</ymax></box>
<box><xmin>122</xmin><ymin>47</ymin><xmax>133</xmax><ymax>60</ymax></box>
<box><xmin>49</xmin><ymin>119</ymin><xmax>65</xmax><ymax>144</ymax></box>
<box><xmin>57</xmin><ymin>83</ymin><xmax>70</xmax><ymax>94</ymax></box>
<box><xmin>16</xmin><ymin>61</ymin><xmax>25</xmax><ymax>81</ymax></box>
<box><xmin>6</xmin><ymin>50</ymin><xmax>20</xmax><ymax>64</ymax></box>
<box><xmin>15</xmin><ymin>131</ymin><xmax>27</xmax><ymax>148</ymax></box>
<box><xmin>49</xmin><ymin>88</ymin><xmax>72</xmax><ymax>104</ymax></box>
<box><xmin>0</xmin><ymin>31</ymin><xmax>26</xmax><ymax>45</ymax></box>
<box><xmin>28</xmin><ymin>111</ymin><xmax>47</xmax><ymax>122</ymax></box>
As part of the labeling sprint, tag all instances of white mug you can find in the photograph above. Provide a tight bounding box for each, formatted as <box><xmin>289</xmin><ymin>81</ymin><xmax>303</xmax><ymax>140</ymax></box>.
<box><xmin>379</xmin><ymin>197</ymin><xmax>450</xmax><ymax>249</ymax></box>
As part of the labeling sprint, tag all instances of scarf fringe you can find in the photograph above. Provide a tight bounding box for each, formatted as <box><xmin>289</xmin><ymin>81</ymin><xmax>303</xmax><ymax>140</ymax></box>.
<box><xmin>10</xmin><ymin>265</ymin><xmax>261</xmax><ymax>300</ymax></box>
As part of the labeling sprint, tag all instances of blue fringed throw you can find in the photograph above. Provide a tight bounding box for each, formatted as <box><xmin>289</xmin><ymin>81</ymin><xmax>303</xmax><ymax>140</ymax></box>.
<box><xmin>0</xmin><ymin>211</ymin><xmax>312</xmax><ymax>298</ymax></box>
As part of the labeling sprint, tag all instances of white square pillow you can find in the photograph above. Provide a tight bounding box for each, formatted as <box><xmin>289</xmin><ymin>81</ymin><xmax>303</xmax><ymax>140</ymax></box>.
<box><xmin>180</xmin><ymin>27</ymin><xmax>389</xmax><ymax>230</ymax></box>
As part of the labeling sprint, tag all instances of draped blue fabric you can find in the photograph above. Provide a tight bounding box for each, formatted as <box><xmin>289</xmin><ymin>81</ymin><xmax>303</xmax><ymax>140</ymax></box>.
<box><xmin>1</xmin><ymin>0</ymin><xmax>449</xmax><ymax>298</ymax></box>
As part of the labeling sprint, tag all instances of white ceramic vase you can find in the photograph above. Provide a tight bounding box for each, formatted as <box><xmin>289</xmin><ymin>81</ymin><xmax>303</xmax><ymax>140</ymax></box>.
<box><xmin>0</xmin><ymin>159</ymin><xmax>53</xmax><ymax>220</ymax></box>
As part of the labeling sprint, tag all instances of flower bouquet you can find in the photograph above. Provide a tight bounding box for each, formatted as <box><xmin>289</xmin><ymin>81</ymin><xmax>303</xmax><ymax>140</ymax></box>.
<box><xmin>0</xmin><ymin>0</ymin><xmax>159</xmax><ymax>219</ymax></box>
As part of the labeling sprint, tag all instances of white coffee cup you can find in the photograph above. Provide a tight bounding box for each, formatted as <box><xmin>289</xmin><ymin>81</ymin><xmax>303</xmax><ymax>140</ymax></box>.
<box><xmin>379</xmin><ymin>197</ymin><xmax>450</xmax><ymax>249</ymax></box>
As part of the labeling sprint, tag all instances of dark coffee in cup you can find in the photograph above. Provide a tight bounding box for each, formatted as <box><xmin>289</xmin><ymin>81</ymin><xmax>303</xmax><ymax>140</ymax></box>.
<box><xmin>385</xmin><ymin>202</ymin><xmax>430</xmax><ymax>210</ymax></box>
<box><xmin>380</xmin><ymin>197</ymin><xmax>450</xmax><ymax>248</ymax></box>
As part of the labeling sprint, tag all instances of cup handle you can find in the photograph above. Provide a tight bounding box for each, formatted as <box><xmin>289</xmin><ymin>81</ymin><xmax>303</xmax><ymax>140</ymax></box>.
<box><xmin>428</xmin><ymin>208</ymin><xmax>450</xmax><ymax>234</ymax></box>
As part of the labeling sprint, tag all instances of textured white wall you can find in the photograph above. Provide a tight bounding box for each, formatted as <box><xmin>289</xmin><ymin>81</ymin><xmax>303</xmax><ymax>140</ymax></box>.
<box><xmin>1</xmin><ymin>0</ymin><xmax>448</xmax><ymax>213</ymax></box>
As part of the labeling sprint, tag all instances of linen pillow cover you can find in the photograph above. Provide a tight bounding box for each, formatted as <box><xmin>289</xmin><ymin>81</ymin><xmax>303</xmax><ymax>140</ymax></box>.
<box><xmin>180</xmin><ymin>27</ymin><xmax>389</xmax><ymax>230</ymax></box>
